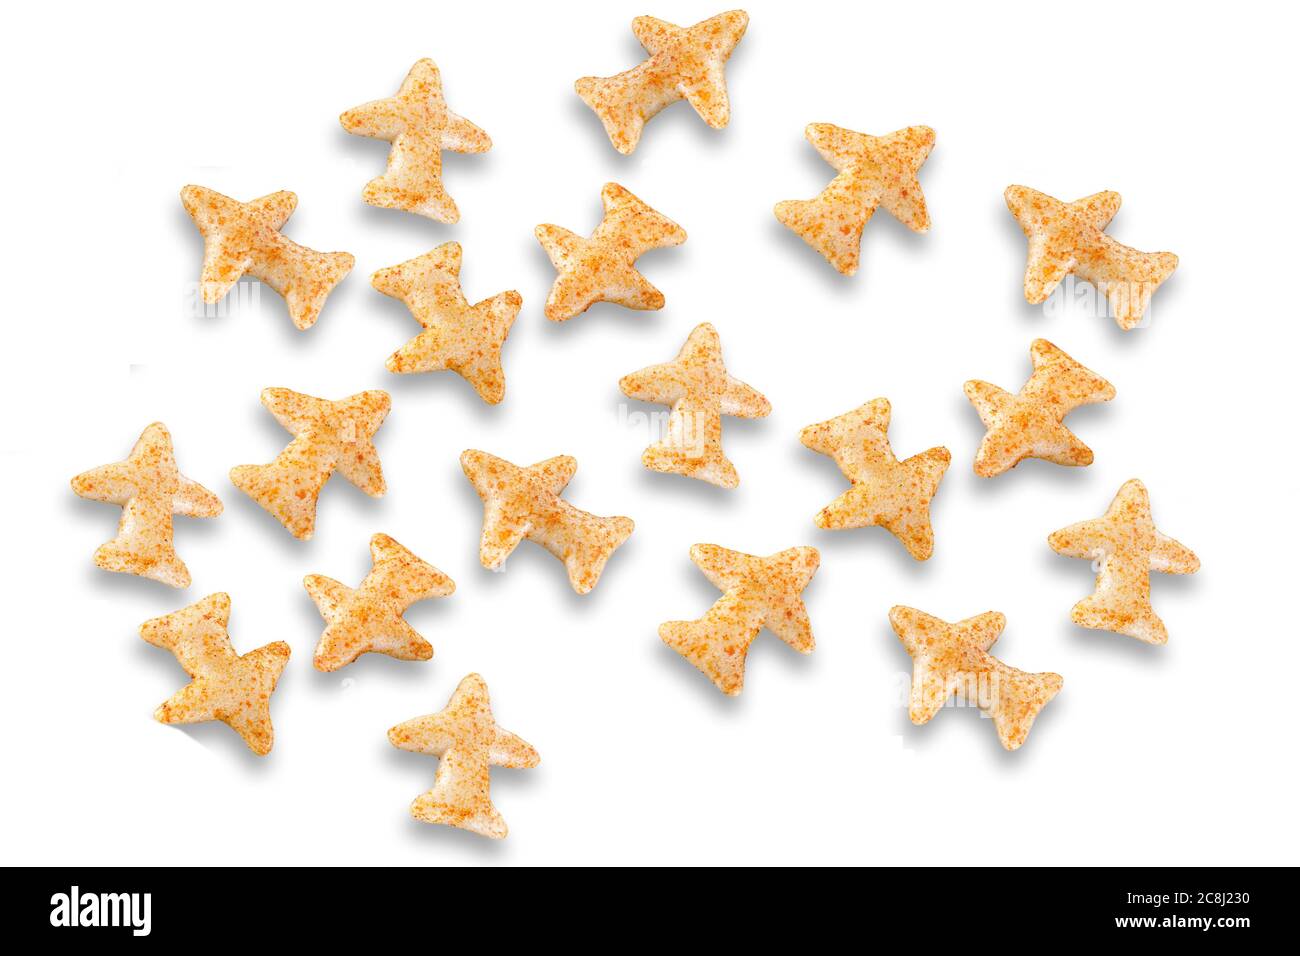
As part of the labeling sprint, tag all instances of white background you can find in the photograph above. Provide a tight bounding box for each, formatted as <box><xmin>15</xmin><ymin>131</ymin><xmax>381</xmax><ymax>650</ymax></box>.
<box><xmin>2</xmin><ymin>0</ymin><xmax>1296</xmax><ymax>866</ymax></box>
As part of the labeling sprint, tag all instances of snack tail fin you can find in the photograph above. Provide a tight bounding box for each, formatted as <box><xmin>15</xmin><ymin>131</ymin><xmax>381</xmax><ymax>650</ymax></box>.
<box><xmin>575</xmin><ymin>75</ymin><xmax>646</xmax><ymax>155</ymax></box>
<box><xmin>990</xmin><ymin>669</ymin><xmax>1064</xmax><ymax>750</ymax></box>
<box><xmin>283</xmin><ymin>250</ymin><xmax>355</xmax><ymax>331</ymax></box>
<box><xmin>558</xmin><ymin>511</ymin><xmax>635</xmax><ymax>595</ymax></box>
<box><xmin>774</xmin><ymin>190</ymin><xmax>869</xmax><ymax>276</ymax></box>
<box><xmin>230</xmin><ymin>461</ymin><xmax>324</xmax><ymax>540</ymax></box>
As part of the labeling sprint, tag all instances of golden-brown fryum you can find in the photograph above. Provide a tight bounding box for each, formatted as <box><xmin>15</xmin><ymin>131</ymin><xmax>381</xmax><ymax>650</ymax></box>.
<box><xmin>180</xmin><ymin>185</ymin><xmax>354</xmax><ymax>331</ymax></box>
<box><xmin>1048</xmin><ymin>479</ymin><xmax>1199</xmax><ymax>645</ymax></box>
<box><xmin>1006</xmin><ymin>185</ymin><xmax>1178</xmax><ymax>330</ymax></box>
<box><xmin>389</xmin><ymin>673</ymin><xmax>539</xmax><ymax>839</ymax></box>
<box><xmin>372</xmin><ymin>242</ymin><xmax>522</xmax><ymax>404</ymax></box>
<box><xmin>139</xmin><ymin>593</ymin><xmax>291</xmax><ymax>756</ymax></box>
<box><xmin>964</xmin><ymin>338</ymin><xmax>1115</xmax><ymax>478</ymax></box>
<box><xmin>575</xmin><ymin>10</ymin><xmax>749</xmax><ymax>155</ymax></box>
<box><xmin>230</xmin><ymin>388</ymin><xmax>390</xmax><ymax>540</ymax></box>
<box><xmin>535</xmin><ymin>182</ymin><xmax>686</xmax><ymax>322</ymax></box>
<box><xmin>660</xmin><ymin>544</ymin><xmax>820</xmax><ymax>696</ymax></box>
<box><xmin>70</xmin><ymin>422</ymin><xmax>222</xmax><ymax>588</ymax></box>
<box><xmin>889</xmin><ymin>606</ymin><xmax>1062</xmax><ymax>751</ymax></box>
<box><xmin>619</xmin><ymin>322</ymin><xmax>770</xmax><ymax>488</ymax></box>
<box><xmin>305</xmin><ymin>533</ymin><xmax>456</xmax><ymax>672</ymax></box>
<box><xmin>774</xmin><ymin>124</ymin><xmax>934</xmax><ymax>275</ymax></box>
<box><xmin>460</xmin><ymin>449</ymin><xmax>634</xmax><ymax>595</ymax></box>
<box><xmin>340</xmin><ymin>58</ymin><xmax>491</xmax><ymax>223</ymax></box>
<box><xmin>800</xmin><ymin>399</ymin><xmax>950</xmax><ymax>561</ymax></box>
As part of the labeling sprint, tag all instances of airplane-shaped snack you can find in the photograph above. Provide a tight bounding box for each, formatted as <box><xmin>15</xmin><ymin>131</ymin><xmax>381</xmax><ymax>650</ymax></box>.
<box><xmin>180</xmin><ymin>185</ymin><xmax>354</xmax><ymax>331</ymax></box>
<box><xmin>1005</xmin><ymin>185</ymin><xmax>1178</xmax><ymax>330</ymax></box>
<box><xmin>305</xmin><ymin>533</ymin><xmax>456</xmax><ymax>672</ymax></box>
<box><xmin>800</xmin><ymin>399</ymin><xmax>950</xmax><ymax>560</ymax></box>
<box><xmin>139</xmin><ymin>593</ymin><xmax>291</xmax><ymax>756</ymax></box>
<box><xmin>460</xmin><ymin>449</ymin><xmax>634</xmax><ymax>594</ymax></box>
<box><xmin>889</xmin><ymin>605</ymin><xmax>1063</xmax><ymax>751</ymax></box>
<box><xmin>660</xmin><ymin>543</ymin><xmax>820</xmax><ymax>696</ymax></box>
<box><xmin>964</xmin><ymin>338</ymin><xmax>1115</xmax><ymax>478</ymax></box>
<box><xmin>575</xmin><ymin>10</ymin><xmax>749</xmax><ymax>155</ymax></box>
<box><xmin>230</xmin><ymin>388</ymin><xmax>390</xmax><ymax>540</ymax></box>
<box><xmin>372</xmin><ymin>241</ymin><xmax>522</xmax><ymax>404</ymax></box>
<box><xmin>1048</xmin><ymin>479</ymin><xmax>1199</xmax><ymax>644</ymax></box>
<box><xmin>71</xmin><ymin>422</ymin><xmax>222</xmax><ymax>588</ymax></box>
<box><xmin>389</xmin><ymin>673</ymin><xmax>539</xmax><ymax>839</ymax></box>
<box><xmin>619</xmin><ymin>322</ymin><xmax>770</xmax><ymax>488</ymax></box>
<box><xmin>775</xmin><ymin>124</ymin><xmax>934</xmax><ymax>276</ymax></box>
<box><xmin>340</xmin><ymin>58</ymin><xmax>491</xmax><ymax>223</ymax></box>
<box><xmin>535</xmin><ymin>182</ymin><xmax>686</xmax><ymax>322</ymax></box>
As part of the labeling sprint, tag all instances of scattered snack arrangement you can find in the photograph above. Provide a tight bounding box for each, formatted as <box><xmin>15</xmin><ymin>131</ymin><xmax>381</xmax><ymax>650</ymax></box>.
<box><xmin>74</xmin><ymin>9</ymin><xmax>1199</xmax><ymax>839</ymax></box>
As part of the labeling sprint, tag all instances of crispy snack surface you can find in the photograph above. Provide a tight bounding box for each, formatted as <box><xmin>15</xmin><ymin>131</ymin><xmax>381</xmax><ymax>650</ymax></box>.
<box><xmin>180</xmin><ymin>185</ymin><xmax>354</xmax><ymax>330</ymax></box>
<box><xmin>139</xmin><ymin>593</ymin><xmax>291</xmax><ymax>756</ymax></box>
<box><xmin>341</xmin><ymin>58</ymin><xmax>491</xmax><ymax>223</ymax></box>
<box><xmin>1006</xmin><ymin>185</ymin><xmax>1178</xmax><ymax>329</ymax></box>
<box><xmin>372</xmin><ymin>242</ymin><xmax>522</xmax><ymax>404</ymax></box>
<box><xmin>230</xmin><ymin>388</ymin><xmax>390</xmax><ymax>540</ymax></box>
<box><xmin>775</xmin><ymin>124</ymin><xmax>933</xmax><ymax>275</ymax></box>
<box><xmin>71</xmin><ymin>422</ymin><xmax>222</xmax><ymax>588</ymax></box>
<box><xmin>460</xmin><ymin>449</ymin><xmax>634</xmax><ymax>594</ymax></box>
<box><xmin>576</xmin><ymin>10</ymin><xmax>749</xmax><ymax>155</ymax></box>
<box><xmin>800</xmin><ymin>399</ymin><xmax>949</xmax><ymax>560</ymax></box>
<box><xmin>305</xmin><ymin>533</ymin><xmax>456</xmax><ymax>671</ymax></box>
<box><xmin>1048</xmin><ymin>479</ymin><xmax>1199</xmax><ymax>644</ymax></box>
<box><xmin>964</xmin><ymin>339</ymin><xmax>1114</xmax><ymax>478</ymax></box>
<box><xmin>620</xmin><ymin>322</ymin><xmax>769</xmax><ymax>488</ymax></box>
<box><xmin>535</xmin><ymin>182</ymin><xmax>686</xmax><ymax>322</ymax></box>
<box><xmin>389</xmin><ymin>674</ymin><xmax>539</xmax><ymax>839</ymax></box>
<box><xmin>889</xmin><ymin>606</ymin><xmax>1062</xmax><ymax>751</ymax></box>
<box><xmin>660</xmin><ymin>544</ymin><xmax>819</xmax><ymax>695</ymax></box>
